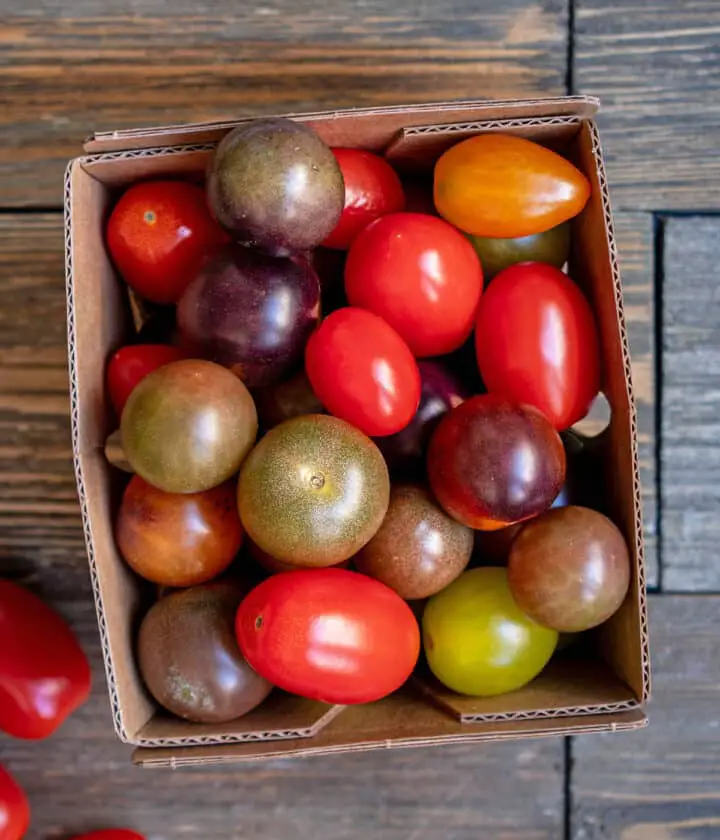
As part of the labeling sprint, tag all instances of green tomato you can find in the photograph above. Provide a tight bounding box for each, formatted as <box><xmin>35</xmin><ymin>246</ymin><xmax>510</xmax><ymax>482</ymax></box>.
<box><xmin>422</xmin><ymin>567</ymin><xmax>558</xmax><ymax>696</ymax></box>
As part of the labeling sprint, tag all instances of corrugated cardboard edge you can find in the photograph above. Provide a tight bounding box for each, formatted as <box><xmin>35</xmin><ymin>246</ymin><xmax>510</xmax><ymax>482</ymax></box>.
<box><xmin>587</xmin><ymin>120</ymin><xmax>651</xmax><ymax>703</ymax></box>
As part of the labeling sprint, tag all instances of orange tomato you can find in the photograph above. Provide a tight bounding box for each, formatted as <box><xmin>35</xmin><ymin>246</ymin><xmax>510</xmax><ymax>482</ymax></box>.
<box><xmin>434</xmin><ymin>134</ymin><xmax>591</xmax><ymax>238</ymax></box>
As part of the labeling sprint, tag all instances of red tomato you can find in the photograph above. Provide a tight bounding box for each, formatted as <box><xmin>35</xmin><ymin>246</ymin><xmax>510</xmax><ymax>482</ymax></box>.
<box><xmin>322</xmin><ymin>149</ymin><xmax>405</xmax><ymax>250</ymax></box>
<box><xmin>107</xmin><ymin>344</ymin><xmax>188</xmax><ymax>418</ymax></box>
<box><xmin>236</xmin><ymin>569</ymin><xmax>420</xmax><ymax>704</ymax></box>
<box><xmin>0</xmin><ymin>581</ymin><xmax>91</xmax><ymax>739</ymax></box>
<box><xmin>475</xmin><ymin>263</ymin><xmax>601</xmax><ymax>430</ymax></box>
<box><xmin>0</xmin><ymin>765</ymin><xmax>29</xmax><ymax>840</ymax></box>
<box><xmin>106</xmin><ymin>180</ymin><xmax>229</xmax><ymax>304</ymax></box>
<box><xmin>305</xmin><ymin>307</ymin><xmax>420</xmax><ymax>437</ymax></box>
<box><xmin>345</xmin><ymin>213</ymin><xmax>483</xmax><ymax>357</ymax></box>
<box><xmin>72</xmin><ymin>832</ymin><xmax>145</xmax><ymax>840</ymax></box>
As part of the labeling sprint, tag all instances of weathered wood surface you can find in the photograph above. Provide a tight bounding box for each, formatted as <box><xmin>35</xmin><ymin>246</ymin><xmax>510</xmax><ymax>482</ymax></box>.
<box><xmin>0</xmin><ymin>0</ymin><xmax>568</xmax><ymax>208</ymax></box>
<box><xmin>575</xmin><ymin>0</ymin><xmax>720</xmax><ymax>211</ymax></box>
<box><xmin>571</xmin><ymin>595</ymin><xmax>720</xmax><ymax>839</ymax></box>
<box><xmin>614</xmin><ymin>212</ymin><xmax>658</xmax><ymax>587</ymax></box>
<box><xmin>662</xmin><ymin>217</ymin><xmax>720</xmax><ymax>591</ymax></box>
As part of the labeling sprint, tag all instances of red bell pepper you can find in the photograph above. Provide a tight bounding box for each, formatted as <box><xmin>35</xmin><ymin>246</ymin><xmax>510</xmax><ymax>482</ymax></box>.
<box><xmin>0</xmin><ymin>581</ymin><xmax>91</xmax><ymax>739</ymax></box>
<box><xmin>0</xmin><ymin>764</ymin><xmax>30</xmax><ymax>840</ymax></box>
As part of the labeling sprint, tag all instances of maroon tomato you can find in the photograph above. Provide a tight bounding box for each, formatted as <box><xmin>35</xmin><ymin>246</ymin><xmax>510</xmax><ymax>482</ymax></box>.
<box><xmin>345</xmin><ymin>213</ymin><xmax>483</xmax><ymax>357</ymax></box>
<box><xmin>107</xmin><ymin>344</ymin><xmax>188</xmax><ymax>418</ymax></box>
<box><xmin>322</xmin><ymin>149</ymin><xmax>405</xmax><ymax>250</ymax></box>
<box><xmin>236</xmin><ymin>569</ymin><xmax>420</xmax><ymax>704</ymax></box>
<box><xmin>305</xmin><ymin>308</ymin><xmax>420</xmax><ymax>437</ymax></box>
<box><xmin>475</xmin><ymin>262</ymin><xmax>600</xmax><ymax>430</ymax></box>
<box><xmin>0</xmin><ymin>581</ymin><xmax>91</xmax><ymax>739</ymax></box>
<box><xmin>106</xmin><ymin>180</ymin><xmax>229</xmax><ymax>304</ymax></box>
<box><xmin>71</xmin><ymin>832</ymin><xmax>146</xmax><ymax>840</ymax></box>
<box><xmin>0</xmin><ymin>765</ymin><xmax>29</xmax><ymax>840</ymax></box>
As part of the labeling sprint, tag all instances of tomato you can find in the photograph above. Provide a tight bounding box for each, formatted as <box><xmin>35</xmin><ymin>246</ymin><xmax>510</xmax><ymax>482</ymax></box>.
<box><xmin>322</xmin><ymin>149</ymin><xmax>405</xmax><ymax>250</ymax></box>
<box><xmin>344</xmin><ymin>213</ymin><xmax>483</xmax><ymax>357</ymax></box>
<box><xmin>475</xmin><ymin>262</ymin><xmax>601</xmax><ymax>429</ymax></box>
<box><xmin>106</xmin><ymin>344</ymin><xmax>188</xmax><ymax>418</ymax></box>
<box><xmin>71</xmin><ymin>832</ymin><xmax>145</xmax><ymax>840</ymax></box>
<box><xmin>0</xmin><ymin>765</ymin><xmax>29</xmax><ymax>840</ymax></box>
<box><xmin>236</xmin><ymin>569</ymin><xmax>420</xmax><ymax>704</ymax></box>
<box><xmin>106</xmin><ymin>180</ymin><xmax>229</xmax><ymax>304</ymax></box>
<box><xmin>423</xmin><ymin>568</ymin><xmax>558</xmax><ymax>696</ymax></box>
<box><xmin>305</xmin><ymin>307</ymin><xmax>420</xmax><ymax>436</ymax></box>
<box><xmin>434</xmin><ymin>134</ymin><xmax>591</xmax><ymax>238</ymax></box>
<box><xmin>0</xmin><ymin>581</ymin><xmax>91</xmax><ymax>739</ymax></box>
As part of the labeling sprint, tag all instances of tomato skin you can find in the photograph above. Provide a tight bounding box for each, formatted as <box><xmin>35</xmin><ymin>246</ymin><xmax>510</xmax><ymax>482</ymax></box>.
<box><xmin>106</xmin><ymin>180</ymin><xmax>229</xmax><ymax>304</ymax></box>
<box><xmin>305</xmin><ymin>308</ymin><xmax>420</xmax><ymax>437</ymax></box>
<box><xmin>434</xmin><ymin>134</ymin><xmax>591</xmax><ymax>238</ymax></box>
<box><xmin>322</xmin><ymin>149</ymin><xmax>405</xmax><ymax>250</ymax></box>
<box><xmin>0</xmin><ymin>581</ymin><xmax>91</xmax><ymax>739</ymax></box>
<box><xmin>107</xmin><ymin>344</ymin><xmax>188</xmax><ymax>418</ymax></box>
<box><xmin>345</xmin><ymin>213</ymin><xmax>483</xmax><ymax>357</ymax></box>
<box><xmin>475</xmin><ymin>262</ymin><xmax>600</xmax><ymax>430</ymax></box>
<box><xmin>236</xmin><ymin>569</ymin><xmax>420</xmax><ymax>704</ymax></box>
<box><xmin>0</xmin><ymin>765</ymin><xmax>29</xmax><ymax>840</ymax></box>
<box><xmin>71</xmin><ymin>832</ymin><xmax>146</xmax><ymax>840</ymax></box>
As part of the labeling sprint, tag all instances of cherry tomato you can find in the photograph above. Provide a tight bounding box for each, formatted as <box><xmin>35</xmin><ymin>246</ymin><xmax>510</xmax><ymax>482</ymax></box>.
<box><xmin>434</xmin><ymin>134</ymin><xmax>591</xmax><ymax>238</ymax></box>
<box><xmin>475</xmin><ymin>262</ymin><xmax>601</xmax><ymax>430</ymax></box>
<box><xmin>106</xmin><ymin>180</ymin><xmax>229</xmax><ymax>304</ymax></box>
<box><xmin>0</xmin><ymin>765</ymin><xmax>29</xmax><ymax>840</ymax></box>
<box><xmin>107</xmin><ymin>344</ymin><xmax>188</xmax><ymax>418</ymax></box>
<box><xmin>0</xmin><ymin>581</ymin><xmax>91</xmax><ymax>739</ymax></box>
<box><xmin>71</xmin><ymin>832</ymin><xmax>146</xmax><ymax>840</ymax></box>
<box><xmin>345</xmin><ymin>213</ymin><xmax>483</xmax><ymax>357</ymax></box>
<box><xmin>322</xmin><ymin>149</ymin><xmax>405</xmax><ymax>250</ymax></box>
<box><xmin>236</xmin><ymin>569</ymin><xmax>420</xmax><ymax>704</ymax></box>
<box><xmin>305</xmin><ymin>307</ymin><xmax>420</xmax><ymax>436</ymax></box>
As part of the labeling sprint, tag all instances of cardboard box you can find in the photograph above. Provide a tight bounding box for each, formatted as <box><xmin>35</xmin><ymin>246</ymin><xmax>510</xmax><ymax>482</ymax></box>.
<box><xmin>64</xmin><ymin>95</ymin><xmax>650</xmax><ymax>767</ymax></box>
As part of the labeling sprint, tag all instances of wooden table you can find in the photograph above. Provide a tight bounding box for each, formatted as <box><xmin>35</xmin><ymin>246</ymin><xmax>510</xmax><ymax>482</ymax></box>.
<box><xmin>1</xmin><ymin>2</ymin><xmax>719</xmax><ymax>837</ymax></box>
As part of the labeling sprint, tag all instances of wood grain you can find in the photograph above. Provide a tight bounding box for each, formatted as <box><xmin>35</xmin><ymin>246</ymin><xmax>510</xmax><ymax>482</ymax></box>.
<box><xmin>614</xmin><ymin>212</ymin><xmax>658</xmax><ymax>588</ymax></box>
<box><xmin>574</xmin><ymin>0</ymin><xmax>720</xmax><ymax>210</ymax></box>
<box><xmin>662</xmin><ymin>217</ymin><xmax>720</xmax><ymax>591</ymax></box>
<box><xmin>0</xmin><ymin>0</ymin><xmax>569</xmax><ymax>208</ymax></box>
<box><xmin>571</xmin><ymin>595</ymin><xmax>720</xmax><ymax>838</ymax></box>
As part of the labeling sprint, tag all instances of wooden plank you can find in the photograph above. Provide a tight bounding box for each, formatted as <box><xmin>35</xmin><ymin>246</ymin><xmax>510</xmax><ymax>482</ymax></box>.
<box><xmin>571</xmin><ymin>594</ymin><xmax>720</xmax><ymax>838</ymax></box>
<box><xmin>662</xmin><ymin>217</ymin><xmax>720</xmax><ymax>591</ymax></box>
<box><xmin>614</xmin><ymin>212</ymin><xmax>658</xmax><ymax>587</ymax></box>
<box><xmin>575</xmin><ymin>0</ymin><xmax>720</xmax><ymax>210</ymax></box>
<box><xmin>0</xmin><ymin>0</ymin><xmax>569</xmax><ymax>208</ymax></box>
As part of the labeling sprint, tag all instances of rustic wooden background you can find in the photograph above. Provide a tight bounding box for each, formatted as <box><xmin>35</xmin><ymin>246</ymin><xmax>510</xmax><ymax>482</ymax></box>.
<box><xmin>1</xmin><ymin>0</ymin><xmax>719</xmax><ymax>837</ymax></box>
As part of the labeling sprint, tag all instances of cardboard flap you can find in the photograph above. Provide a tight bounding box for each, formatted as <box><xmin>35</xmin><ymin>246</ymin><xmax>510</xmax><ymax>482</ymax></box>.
<box><xmin>83</xmin><ymin>96</ymin><xmax>599</xmax><ymax>154</ymax></box>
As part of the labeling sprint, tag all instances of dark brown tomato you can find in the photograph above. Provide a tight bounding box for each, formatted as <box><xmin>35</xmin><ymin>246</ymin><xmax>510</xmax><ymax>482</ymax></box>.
<box><xmin>253</xmin><ymin>368</ymin><xmax>324</xmax><ymax>430</ymax></box>
<box><xmin>238</xmin><ymin>414</ymin><xmax>390</xmax><ymax>567</ymax></box>
<box><xmin>467</xmin><ymin>222</ymin><xmax>570</xmax><ymax>280</ymax></box>
<box><xmin>116</xmin><ymin>477</ymin><xmax>243</xmax><ymax>587</ymax></box>
<box><xmin>177</xmin><ymin>244</ymin><xmax>320</xmax><ymax>387</ymax></box>
<box><xmin>507</xmin><ymin>505</ymin><xmax>631</xmax><ymax>633</ymax></box>
<box><xmin>207</xmin><ymin>118</ymin><xmax>344</xmax><ymax>255</ymax></box>
<box><xmin>137</xmin><ymin>583</ymin><xmax>272</xmax><ymax>723</ymax></box>
<box><xmin>427</xmin><ymin>394</ymin><xmax>566</xmax><ymax>529</ymax></box>
<box><xmin>121</xmin><ymin>359</ymin><xmax>258</xmax><ymax>493</ymax></box>
<box><xmin>355</xmin><ymin>484</ymin><xmax>473</xmax><ymax>599</ymax></box>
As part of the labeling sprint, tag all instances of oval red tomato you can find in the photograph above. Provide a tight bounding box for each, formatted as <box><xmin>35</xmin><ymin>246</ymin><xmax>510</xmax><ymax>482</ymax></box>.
<box><xmin>106</xmin><ymin>180</ymin><xmax>229</xmax><ymax>304</ymax></box>
<box><xmin>345</xmin><ymin>213</ymin><xmax>483</xmax><ymax>357</ymax></box>
<box><xmin>322</xmin><ymin>149</ymin><xmax>405</xmax><ymax>250</ymax></box>
<box><xmin>71</xmin><ymin>832</ymin><xmax>146</xmax><ymax>840</ymax></box>
<box><xmin>475</xmin><ymin>262</ymin><xmax>600</xmax><ymax>430</ymax></box>
<box><xmin>305</xmin><ymin>307</ymin><xmax>420</xmax><ymax>436</ymax></box>
<box><xmin>0</xmin><ymin>765</ymin><xmax>29</xmax><ymax>840</ymax></box>
<box><xmin>236</xmin><ymin>569</ymin><xmax>420</xmax><ymax>704</ymax></box>
<box><xmin>107</xmin><ymin>344</ymin><xmax>188</xmax><ymax>418</ymax></box>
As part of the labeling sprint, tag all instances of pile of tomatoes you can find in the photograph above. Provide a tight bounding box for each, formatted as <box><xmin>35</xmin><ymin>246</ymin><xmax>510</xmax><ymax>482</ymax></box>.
<box><xmin>102</xmin><ymin>118</ymin><xmax>631</xmax><ymax>724</ymax></box>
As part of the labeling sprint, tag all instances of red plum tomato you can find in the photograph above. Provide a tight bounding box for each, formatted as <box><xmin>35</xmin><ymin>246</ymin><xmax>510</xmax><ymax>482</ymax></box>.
<box><xmin>235</xmin><ymin>568</ymin><xmax>420</xmax><ymax>704</ymax></box>
<box><xmin>305</xmin><ymin>307</ymin><xmax>420</xmax><ymax>436</ymax></box>
<box><xmin>322</xmin><ymin>149</ymin><xmax>405</xmax><ymax>250</ymax></box>
<box><xmin>475</xmin><ymin>262</ymin><xmax>600</xmax><ymax>430</ymax></box>
<box><xmin>71</xmin><ymin>833</ymin><xmax>146</xmax><ymax>840</ymax></box>
<box><xmin>107</xmin><ymin>344</ymin><xmax>188</xmax><ymax>418</ymax></box>
<box><xmin>106</xmin><ymin>180</ymin><xmax>229</xmax><ymax>304</ymax></box>
<box><xmin>345</xmin><ymin>213</ymin><xmax>483</xmax><ymax>357</ymax></box>
<box><xmin>0</xmin><ymin>765</ymin><xmax>29</xmax><ymax>840</ymax></box>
